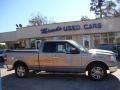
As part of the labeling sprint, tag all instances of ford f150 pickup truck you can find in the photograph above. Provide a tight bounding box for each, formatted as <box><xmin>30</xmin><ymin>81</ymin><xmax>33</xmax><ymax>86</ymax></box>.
<box><xmin>5</xmin><ymin>40</ymin><xmax>117</xmax><ymax>80</ymax></box>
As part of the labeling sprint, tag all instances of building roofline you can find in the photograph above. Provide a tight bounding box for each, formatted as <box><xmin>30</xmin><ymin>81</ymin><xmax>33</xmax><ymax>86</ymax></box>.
<box><xmin>16</xmin><ymin>16</ymin><xmax>119</xmax><ymax>30</ymax></box>
<box><xmin>0</xmin><ymin>31</ymin><xmax>16</xmax><ymax>34</ymax></box>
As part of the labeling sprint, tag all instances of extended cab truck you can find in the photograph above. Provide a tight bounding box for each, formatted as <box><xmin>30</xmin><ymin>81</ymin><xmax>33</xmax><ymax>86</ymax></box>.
<box><xmin>5</xmin><ymin>40</ymin><xmax>117</xmax><ymax>80</ymax></box>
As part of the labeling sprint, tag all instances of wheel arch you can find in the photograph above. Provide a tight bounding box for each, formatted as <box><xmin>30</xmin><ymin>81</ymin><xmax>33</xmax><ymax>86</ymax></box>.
<box><xmin>85</xmin><ymin>61</ymin><xmax>109</xmax><ymax>71</ymax></box>
<box><xmin>13</xmin><ymin>61</ymin><xmax>28</xmax><ymax>69</ymax></box>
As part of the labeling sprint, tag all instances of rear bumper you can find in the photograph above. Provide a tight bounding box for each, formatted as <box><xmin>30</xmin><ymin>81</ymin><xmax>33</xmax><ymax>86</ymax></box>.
<box><xmin>109</xmin><ymin>66</ymin><xmax>117</xmax><ymax>73</ymax></box>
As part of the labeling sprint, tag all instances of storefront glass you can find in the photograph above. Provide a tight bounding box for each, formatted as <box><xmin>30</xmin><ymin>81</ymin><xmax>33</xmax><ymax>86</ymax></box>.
<box><xmin>116</xmin><ymin>32</ymin><xmax>120</xmax><ymax>44</ymax></box>
<box><xmin>101</xmin><ymin>37</ymin><xmax>109</xmax><ymax>44</ymax></box>
<box><xmin>93</xmin><ymin>32</ymin><xmax>120</xmax><ymax>48</ymax></box>
<box><xmin>65</xmin><ymin>35</ymin><xmax>72</xmax><ymax>40</ymax></box>
<box><xmin>93</xmin><ymin>34</ymin><xmax>101</xmax><ymax>46</ymax></box>
<box><xmin>108</xmin><ymin>32</ymin><xmax>116</xmax><ymax>44</ymax></box>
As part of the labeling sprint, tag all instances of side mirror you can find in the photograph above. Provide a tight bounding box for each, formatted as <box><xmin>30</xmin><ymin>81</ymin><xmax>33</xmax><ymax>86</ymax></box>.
<box><xmin>70</xmin><ymin>48</ymin><xmax>80</xmax><ymax>54</ymax></box>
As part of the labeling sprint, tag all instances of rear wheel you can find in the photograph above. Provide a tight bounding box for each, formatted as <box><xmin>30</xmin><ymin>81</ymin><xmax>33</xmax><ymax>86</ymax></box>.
<box><xmin>88</xmin><ymin>65</ymin><xmax>107</xmax><ymax>80</ymax></box>
<box><xmin>15</xmin><ymin>64</ymin><xmax>28</xmax><ymax>78</ymax></box>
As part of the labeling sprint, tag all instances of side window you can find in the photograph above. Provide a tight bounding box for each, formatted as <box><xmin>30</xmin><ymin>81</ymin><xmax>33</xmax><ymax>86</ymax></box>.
<box><xmin>56</xmin><ymin>42</ymin><xmax>77</xmax><ymax>53</ymax></box>
<box><xmin>43</xmin><ymin>42</ymin><xmax>56</xmax><ymax>53</ymax></box>
<box><xmin>66</xmin><ymin>43</ymin><xmax>75</xmax><ymax>53</ymax></box>
<box><xmin>56</xmin><ymin>43</ymin><xmax>66</xmax><ymax>53</ymax></box>
<box><xmin>42</xmin><ymin>42</ymin><xmax>78</xmax><ymax>53</ymax></box>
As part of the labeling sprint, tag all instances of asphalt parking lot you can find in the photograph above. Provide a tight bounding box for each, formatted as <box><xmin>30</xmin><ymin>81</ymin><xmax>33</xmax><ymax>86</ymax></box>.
<box><xmin>1</xmin><ymin>63</ymin><xmax>120</xmax><ymax>90</ymax></box>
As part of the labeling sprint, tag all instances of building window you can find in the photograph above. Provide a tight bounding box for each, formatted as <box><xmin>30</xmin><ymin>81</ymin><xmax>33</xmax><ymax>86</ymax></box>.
<box><xmin>101</xmin><ymin>37</ymin><xmax>109</xmax><ymax>44</ymax></box>
<box><xmin>65</xmin><ymin>35</ymin><xmax>72</xmax><ymax>40</ymax></box>
<box><xmin>101</xmin><ymin>33</ymin><xmax>109</xmax><ymax>44</ymax></box>
<box><xmin>93</xmin><ymin>34</ymin><xmax>101</xmax><ymax>46</ymax></box>
<box><xmin>108</xmin><ymin>32</ymin><xmax>116</xmax><ymax>37</ymax></box>
<box><xmin>52</xmin><ymin>36</ymin><xmax>65</xmax><ymax>40</ymax></box>
<box><xmin>93</xmin><ymin>32</ymin><xmax>120</xmax><ymax>48</ymax></box>
<box><xmin>109</xmin><ymin>37</ymin><xmax>116</xmax><ymax>44</ymax></box>
<box><xmin>116</xmin><ymin>32</ymin><xmax>120</xmax><ymax>44</ymax></box>
<box><xmin>108</xmin><ymin>32</ymin><xmax>116</xmax><ymax>44</ymax></box>
<box><xmin>101</xmin><ymin>33</ymin><xmax>107</xmax><ymax>37</ymax></box>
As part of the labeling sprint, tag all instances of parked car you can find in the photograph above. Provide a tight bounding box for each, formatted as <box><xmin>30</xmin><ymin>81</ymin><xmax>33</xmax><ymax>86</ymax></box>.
<box><xmin>95</xmin><ymin>44</ymin><xmax>120</xmax><ymax>61</ymax></box>
<box><xmin>0</xmin><ymin>49</ymin><xmax>6</xmax><ymax>63</ymax></box>
<box><xmin>5</xmin><ymin>40</ymin><xmax>117</xmax><ymax>80</ymax></box>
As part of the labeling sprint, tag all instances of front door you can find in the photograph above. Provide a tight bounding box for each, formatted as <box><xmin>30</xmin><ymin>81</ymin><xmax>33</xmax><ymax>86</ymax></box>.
<box><xmin>52</xmin><ymin>42</ymin><xmax>82</xmax><ymax>72</ymax></box>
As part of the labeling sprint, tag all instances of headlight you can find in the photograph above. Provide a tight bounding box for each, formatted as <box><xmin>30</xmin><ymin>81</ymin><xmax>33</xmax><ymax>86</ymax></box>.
<box><xmin>109</xmin><ymin>55</ymin><xmax>116</xmax><ymax>62</ymax></box>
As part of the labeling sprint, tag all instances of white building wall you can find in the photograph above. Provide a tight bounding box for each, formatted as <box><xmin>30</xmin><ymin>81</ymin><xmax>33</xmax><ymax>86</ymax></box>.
<box><xmin>0</xmin><ymin>31</ymin><xmax>17</xmax><ymax>42</ymax></box>
<box><xmin>0</xmin><ymin>17</ymin><xmax>120</xmax><ymax>49</ymax></box>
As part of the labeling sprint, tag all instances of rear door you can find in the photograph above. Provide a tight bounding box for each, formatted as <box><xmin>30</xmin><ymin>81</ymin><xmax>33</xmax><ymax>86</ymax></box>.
<box><xmin>39</xmin><ymin>42</ymin><xmax>56</xmax><ymax>69</ymax></box>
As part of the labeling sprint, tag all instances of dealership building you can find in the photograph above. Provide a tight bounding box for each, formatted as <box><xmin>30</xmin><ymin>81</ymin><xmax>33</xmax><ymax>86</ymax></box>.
<box><xmin>0</xmin><ymin>17</ymin><xmax>120</xmax><ymax>49</ymax></box>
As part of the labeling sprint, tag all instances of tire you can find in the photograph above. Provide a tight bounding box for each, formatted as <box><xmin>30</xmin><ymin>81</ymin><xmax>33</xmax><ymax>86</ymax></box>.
<box><xmin>88</xmin><ymin>64</ymin><xmax>107</xmax><ymax>81</ymax></box>
<box><xmin>15</xmin><ymin>64</ymin><xmax>28</xmax><ymax>78</ymax></box>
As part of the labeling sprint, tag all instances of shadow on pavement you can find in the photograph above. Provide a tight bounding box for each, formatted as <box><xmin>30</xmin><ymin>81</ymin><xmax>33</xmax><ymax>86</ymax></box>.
<box><xmin>2</xmin><ymin>72</ymin><xmax>120</xmax><ymax>90</ymax></box>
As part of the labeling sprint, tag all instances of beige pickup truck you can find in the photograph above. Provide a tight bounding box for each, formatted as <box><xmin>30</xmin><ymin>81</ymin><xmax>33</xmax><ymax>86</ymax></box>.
<box><xmin>5</xmin><ymin>40</ymin><xmax>117</xmax><ymax>80</ymax></box>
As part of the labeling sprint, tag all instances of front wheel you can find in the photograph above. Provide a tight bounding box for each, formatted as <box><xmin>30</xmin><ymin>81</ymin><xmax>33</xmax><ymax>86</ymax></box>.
<box><xmin>88</xmin><ymin>65</ymin><xmax>107</xmax><ymax>80</ymax></box>
<box><xmin>15</xmin><ymin>64</ymin><xmax>28</xmax><ymax>78</ymax></box>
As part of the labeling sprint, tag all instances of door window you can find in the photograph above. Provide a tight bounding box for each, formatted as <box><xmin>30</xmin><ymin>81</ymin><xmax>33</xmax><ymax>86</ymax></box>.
<box><xmin>43</xmin><ymin>42</ymin><xmax>56</xmax><ymax>53</ymax></box>
<box><xmin>56</xmin><ymin>43</ymin><xmax>66</xmax><ymax>53</ymax></box>
<box><xmin>43</xmin><ymin>42</ymin><xmax>66</xmax><ymax>53</ymax></box>
<box><xmin>43</xmin><ymin>41</ymin><xmax>77</xmax><ymax>53</ymax></box>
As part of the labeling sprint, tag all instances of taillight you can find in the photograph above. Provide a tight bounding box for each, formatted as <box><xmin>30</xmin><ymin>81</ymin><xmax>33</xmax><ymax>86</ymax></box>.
<box><xmin>4</xmin><ymin>55</ymin><xmax>7</xmax><ymax>62</ymax></box>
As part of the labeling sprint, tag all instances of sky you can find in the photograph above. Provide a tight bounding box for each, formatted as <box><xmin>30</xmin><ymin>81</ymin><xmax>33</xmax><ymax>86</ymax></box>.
<box><xmin>0</xmin><ymin>0</ymin><xmax>95</xmax><ymax>33</ymax></box>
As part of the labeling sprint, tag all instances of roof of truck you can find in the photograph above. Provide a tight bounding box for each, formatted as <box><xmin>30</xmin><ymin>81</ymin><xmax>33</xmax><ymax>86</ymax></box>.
<box><xmin>43</xmin><ymin>40</ymin><xmax>74</xmax><ymax>42</ymax></box>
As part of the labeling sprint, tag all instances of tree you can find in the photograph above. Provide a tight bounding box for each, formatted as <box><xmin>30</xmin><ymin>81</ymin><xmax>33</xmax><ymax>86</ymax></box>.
<box><xmin>29</xmin><ymin>14</ymin><xmax>47</xmax><ymax>26</ymax></box>
<box><xmin>114</xmin><ymin>8</ymin><xmax>120</xmax><ymax>17</ymax></box>
<box><xmin>104</xmin><ymin>1</ymin><xmax>116</xmax><ymax>17</ymax></box>
<box><xmin>113</xmin><ymin>0</ymin><xmax>120</xmax><ymax>17</ymax></box>
<box><xmin>29</xmin><ymin>13</ymin><xmax>55</xmax><ymax>26</ymax></box>
<box><xmin>80</xmin><ymin>16</ymin><xmax>90</xmax><ymax>21</ymax></box>
<box><xmin>90</xmin><ymin>0</ymin><xmax>117</xmax><ymax>18</ymax></box>
<box><xmin>90</xmin><ymin>0</ymin><xmax>105</xmax><ymax>18</ymax></box>
<box><xmin>116</xmin><ymin>0</ymin><xmax>120</xmax><ymax>3</ymax></box>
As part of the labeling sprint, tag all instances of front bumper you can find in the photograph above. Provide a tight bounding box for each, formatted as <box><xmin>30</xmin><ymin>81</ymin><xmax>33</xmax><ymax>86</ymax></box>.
<box><xmin>109</xmin><ymin>66</ymin><xmax>117</xmax><ymax>73</ymax></box>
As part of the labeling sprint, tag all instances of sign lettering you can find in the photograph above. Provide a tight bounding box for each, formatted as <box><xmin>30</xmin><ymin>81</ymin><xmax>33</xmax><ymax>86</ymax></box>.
<box><xmin>41</xmin><ymin>23</ymin><xmax>102</xmax><ymax>34</ymax></box>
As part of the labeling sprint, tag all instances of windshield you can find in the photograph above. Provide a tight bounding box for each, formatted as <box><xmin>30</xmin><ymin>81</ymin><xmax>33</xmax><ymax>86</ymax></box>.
<box><xmin>70</xmin><ymin>40</ymin><xmax>86</xmax><ymax>52</ymax></box>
